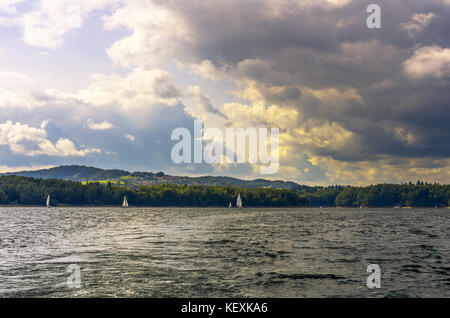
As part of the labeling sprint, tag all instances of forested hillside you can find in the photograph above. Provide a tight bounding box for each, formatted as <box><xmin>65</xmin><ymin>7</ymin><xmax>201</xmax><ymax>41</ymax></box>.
<box><xmin>0</xmin><ymin>175</ymin><xmax>308</xmax><ymax>207</ymax></box>
<box><xmin>1</xmin><ymin>165</ymin><xmax>300</xmax><ymax>189</ymax></box>
<box><xmin>0</xmin><ymin>175</ymin><xmax>448</xmax><ymax>207</ymax></box>
<box><xmin>298</xmin><ymin>182</ymin><xmax>449</xmax><ymax>207</ymax></box>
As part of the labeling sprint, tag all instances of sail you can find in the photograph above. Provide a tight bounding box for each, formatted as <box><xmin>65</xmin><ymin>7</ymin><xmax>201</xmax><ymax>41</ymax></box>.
<box><xmin>122</xmin><ymin>195</ymin><xmax>129</xmax><ymax>208</ymax></box>
<box><xmin>236</xmin><ymin>193</ymin><xmax>242</xmax><ymax>208</ymax></box>
<box><xmin>46</xmin><ymin>194</ymin><xmax>50</xmax><ymax>208</ymax></box>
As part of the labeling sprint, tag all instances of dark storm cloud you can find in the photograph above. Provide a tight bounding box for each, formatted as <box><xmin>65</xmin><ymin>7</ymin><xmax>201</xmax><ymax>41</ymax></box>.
<box><xmin>153</xmin><ymin>0</ymin><xmax>450</xmax><ymax>163</ymax></box>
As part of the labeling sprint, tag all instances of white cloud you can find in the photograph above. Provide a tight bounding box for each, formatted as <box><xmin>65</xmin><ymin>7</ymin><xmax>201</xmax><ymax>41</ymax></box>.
<box><xmin>187</xmin><ymin>85</ymin><xmax>222</xmax><ymax>115</ymax></box>
<box><xmin>5</xmin><ymin>0</ymin><xmax>119</xmax><ymax>49</ymax></box>
<box><xmin>181</xmin><ymin>60</ymin><xmax>225</xmax><ymax>81</ymax></box>
<box><xmin>0</xmin><ymin>90</ymin><xmax>39</xmax><ymax>109</ymax></box>
<box><xmin>0</xmin><ymin>72</ymin><xmax>196</xmax><ymax>173</ymax></box>
<box><xmin>322</xmin><ymin>0</ymin><xmax>352</xmax><ymax>7</ymax></box>
<box><xmin>86</xmin><ymin>119</ymin><xmax>115</xmax><ymax>130</ymax></box>
<box><xmin>37</xmin><ymin>137</ymin><xmax>100</xmax><ymax>157</ymax></box>
<box><xmin>404</xmin><ymin>46</ymin><xmax>450</xmax><ymax>79</ymax></box>
<box><xmin>104</xmin><ymin>1</ymin><xmax>193</xmax><ymax>68</ymax></box>
<box><xmin>0</xmin><ymin>71</ymin><xmax>33</xmax><ymax>84</ymax></box>
<box><xmin>0</xmin><ymin>0</ymin><xmax>22</xmax><ymax>16</ymax></box>
<box><xmin>76</xmin><ymin>68</ymin><xmax>180</xmax><ymax>111</ymax></box>
<box><xmin>399</xmin><ymin>12</ymin><xmax>437</xmax><ymax>37</ymax></box>
<box><xmin>0</xmin><ymin>120</ymin><xmax>100</xmax><ymax>156</ymax></box>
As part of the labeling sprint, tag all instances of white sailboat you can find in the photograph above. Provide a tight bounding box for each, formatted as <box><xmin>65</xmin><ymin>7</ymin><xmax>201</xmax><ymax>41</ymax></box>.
<box><xmin>236</xmin><ymin>193</ymin><xmax>243</xmax><ymax>209</ymax></box>
<box><xmin>122</xmin><ymin>195</ymin><xmax>129</xmax><ymax>208</ymax></box>
<box><xmin>46</xmin><ymin>194</ymin><xmax>50</xmax><ymax>209</ymax></box>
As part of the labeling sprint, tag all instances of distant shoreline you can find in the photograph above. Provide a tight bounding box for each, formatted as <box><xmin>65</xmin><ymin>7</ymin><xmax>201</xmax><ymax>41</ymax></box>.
<box><xmin>2</xmin><ymin>172</ymin><xmax>448</xmax><ymax>208</ymax></box>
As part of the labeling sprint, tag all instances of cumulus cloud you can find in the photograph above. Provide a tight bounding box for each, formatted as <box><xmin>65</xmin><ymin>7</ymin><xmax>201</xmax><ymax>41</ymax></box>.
<box><xmin>77</xmin><ymin>68</ymin><xmax>180</xmax><ymax>111</ymax></box>
<box><xmin>0</xmin><ymin>67</ymin><xmax>197</xmax><ymax>172</ymax></box>
<box><xmin>404</xmin><ymin>46</ymin><xmax>450</xmax><ymax>79</ymax></box>
<box><xmin>0</xmin><ymin>120</ymin><xmax>100</xmax><ymax>156</ymax></box>
<box><xmin>86</xmin><ymin>119</ymin><xmax>115</xmax><ymax>130</ymax></box>
<box><xmin>1</xmin><ymin>0</ymin><xmax>119</xmax><ymax>48</ymax></box>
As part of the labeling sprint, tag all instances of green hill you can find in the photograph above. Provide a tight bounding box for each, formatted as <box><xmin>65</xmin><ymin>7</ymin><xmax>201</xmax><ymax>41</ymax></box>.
<box><xmin>1</xmin><ymin>165</ymin><xmax>301</xmax><ymax>190</ymax></box>
<box><xmin>2</xmin><ymin>165</ymin><xmax>130</xmax><ymax>181</ymax></box>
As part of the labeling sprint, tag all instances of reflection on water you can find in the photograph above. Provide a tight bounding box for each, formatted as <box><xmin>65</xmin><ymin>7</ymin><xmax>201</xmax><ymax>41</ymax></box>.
<box><xmin>0</xmin><ymin>207</ymin><xmax>449</xmax><ymax>297</ymax></box>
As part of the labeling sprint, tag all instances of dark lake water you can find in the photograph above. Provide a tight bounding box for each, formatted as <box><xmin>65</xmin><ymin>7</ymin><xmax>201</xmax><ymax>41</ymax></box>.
<box><xmin>0</xmin><ymin>207</ymin><xmax>449</xmax><ymax>297</ymax></box>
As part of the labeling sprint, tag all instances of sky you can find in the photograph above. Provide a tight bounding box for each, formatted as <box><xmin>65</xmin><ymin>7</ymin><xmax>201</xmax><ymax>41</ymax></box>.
<box><xmin>0</xmin><ymin>0</ymin><xmax>449</xmax><ymax>185</ymax></box>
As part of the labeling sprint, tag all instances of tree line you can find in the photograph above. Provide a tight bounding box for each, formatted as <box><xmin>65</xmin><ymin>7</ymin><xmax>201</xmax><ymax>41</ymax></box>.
<box><xmin>0</xmin><ymin>175</ymin><xmax>448</xmax><ymax>207</ymax></box>
<box><xmin>0</xmin><ymin>175</ymin><xmax>308</xmax><ymax>207</ymax></box>
<box><xmin>299</xmin><ymin>182</ymin><xmax>450</xmax><ymax>207</ymax></box>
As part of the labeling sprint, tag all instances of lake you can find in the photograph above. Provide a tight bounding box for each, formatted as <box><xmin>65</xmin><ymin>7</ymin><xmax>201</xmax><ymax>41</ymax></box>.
<box><xmin>0</xmin><ymin>207</ymin><xmax>449</xmax><ymax>297</ymax></box>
